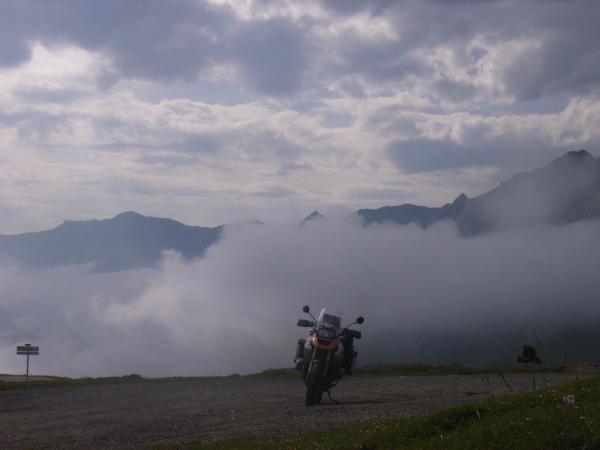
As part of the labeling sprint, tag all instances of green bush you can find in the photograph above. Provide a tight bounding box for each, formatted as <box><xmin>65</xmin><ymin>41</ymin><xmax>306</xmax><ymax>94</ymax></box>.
<box><xmin>517</xmin><ymin>344</ymin><xmax>542</xmax><ymax>364</ymax></box>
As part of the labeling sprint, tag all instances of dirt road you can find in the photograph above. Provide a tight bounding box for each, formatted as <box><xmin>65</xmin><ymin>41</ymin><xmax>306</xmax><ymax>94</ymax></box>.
<box><xmin>0</xmin><ymin>372</ymin><xmax>582</xmax><ymax>449</ymax></box>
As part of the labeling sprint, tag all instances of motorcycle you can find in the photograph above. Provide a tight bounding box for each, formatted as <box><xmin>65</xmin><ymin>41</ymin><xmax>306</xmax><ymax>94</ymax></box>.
<box><xmin>294</xmin><ymin>305</ymin><xmax>364</xmax><ymax>406</ymax></box>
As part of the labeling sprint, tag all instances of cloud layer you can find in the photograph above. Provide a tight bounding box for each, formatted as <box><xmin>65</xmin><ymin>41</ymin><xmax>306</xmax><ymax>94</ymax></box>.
<box><xmin>2</xmin><ymin>219</ymin><xmax>600</xmax><ymax>377</ymax></box>
<box><xmin>1</xmin><ymin>1</ymin><xmax>600</xmax><ymax>231</ymax></box>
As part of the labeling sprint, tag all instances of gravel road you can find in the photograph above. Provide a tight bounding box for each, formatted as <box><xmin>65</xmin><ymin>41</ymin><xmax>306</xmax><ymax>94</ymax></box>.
<box><xmin>0</xmin><ymin>372</ymin><xmax>583</xmax><ymax>449</ymax></box>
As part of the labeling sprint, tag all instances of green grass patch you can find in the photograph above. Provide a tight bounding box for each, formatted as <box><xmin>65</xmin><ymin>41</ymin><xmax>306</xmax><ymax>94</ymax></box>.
<box><xmin>243</xmin><ymin>368</ymin><xmax>299</xmax><ymax>379</ymax></box>
<box><xmin>0</xmin><ymin>370</ymin><xmax>297</xmax><ymax>391</ymax></box>
<box><xmin>0</xmin><ymin>374</ymin><xmax>147</xmax><ymax>391</ymax></box>
<box><xmin>181</xmin><ymin>374</ymin><xmax>600</xmax><ymax>450</ymax></box>
<box><xmin>0</xmin><ymin>364</ymin><xmax>573</xmax><ymax>391</ymax></box>
<box><xmin>353</xmin><ymin>363</ymin><xmax>570</xmax><ymax>377</ymax></box>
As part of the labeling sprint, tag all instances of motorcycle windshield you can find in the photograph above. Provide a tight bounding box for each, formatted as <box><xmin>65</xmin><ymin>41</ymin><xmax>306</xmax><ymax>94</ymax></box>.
<box><xmin>317</xmin><ymin>308</ymin><xmax>342</xmax><ymax>330</ymax></box>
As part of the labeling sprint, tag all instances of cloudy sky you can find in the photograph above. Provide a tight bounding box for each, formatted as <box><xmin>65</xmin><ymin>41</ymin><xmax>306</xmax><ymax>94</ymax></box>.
<box><xmin>1</xmin><ymin>0</ymin><xmax>599</xmax><ymax>233</ymax></box>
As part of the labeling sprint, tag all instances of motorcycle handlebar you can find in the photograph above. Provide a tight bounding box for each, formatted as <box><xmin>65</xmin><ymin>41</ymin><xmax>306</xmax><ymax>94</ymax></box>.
<box><xmin>297</xmin><ymin>319</ymin><xmax>314</xmax><ymax>327</ymax></box>
<box><xmin>344</xmin><ymin>329</ymin><xmax>362</xmax><ymax>339</ymax></box>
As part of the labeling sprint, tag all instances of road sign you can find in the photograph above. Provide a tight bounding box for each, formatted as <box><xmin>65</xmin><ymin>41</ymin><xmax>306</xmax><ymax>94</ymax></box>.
<box><xmin>17</xmin><ymin>346</ymin><xmax>39</xmax><ymax>355</ymax></box>
<box><xmin>16</xmin><ymin>344</ymin><xmax>39</xmax><ymax>382</ymax></box>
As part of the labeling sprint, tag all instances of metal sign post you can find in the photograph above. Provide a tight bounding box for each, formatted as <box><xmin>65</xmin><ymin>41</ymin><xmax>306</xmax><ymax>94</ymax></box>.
<box><xmin>16</xmin><ymin>344</ymin><xmax>39</xmax><ymax>382</ymax></box>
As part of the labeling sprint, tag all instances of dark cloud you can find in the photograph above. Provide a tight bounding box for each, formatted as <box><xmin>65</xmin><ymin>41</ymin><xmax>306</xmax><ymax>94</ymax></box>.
<box><xmin>28</xmin><ymin>0</ymin><xmax>229</xmax><ymax>80</ymax></box>
<box><xmin>278</xmin><ymin>162</ymin><xmax>313</xmax><ymax>175</ymax></box>
<box><xmin>0</xmin><ymin>1</ymin><xmax>312</xmax><ymax>97</ymax></box>
<box><xmin>2</xmin><ymin>1</ymin><xmax>599</xmax><ymax>102</ymax></box>
<box><xmin>135</xmin><ymin>152</ymin><xmax>199</xmax><ymax>168</ymax></box>
<box><xmin>322</xmin><ymin>0</ymin><xmax>600</xmax><ymax>102</ymax></box>
<box><xmin>0</xmin><ymin>110</ymin><xmax>37</xmax><ymax>126</ymax></box>
<box><xmin>239</xmin><ymin>130</ymin><xmax>308</xmax><ymax>172</ymax></box>
<box><xmin>1</xmin><ymin>0</ymin><xmax>599</xmax><ymax>232</ymax></box>
<box><xmin>171</xmin><ymin>133</ymin><xmax>223</xmax><ymax>154</ymax></box>
<box><xmin>330</xmin><ymin>36</ymin><xmax>429</xmax><ymax>86</ymax></box>
<box><xmin>0</xmin><ymin>1</ymin><xmax>32</xmax><ymax>67</ymax></box>
<box><xmin>15</xmin><ymin>87</ymin><xmax>90</xmax><ymax>104</ymax></box>
<box><xmin>320</xmin><ymin>111</ymin><xmax>355</xmax><ymax>128</ymax></box>
<box><xmin>433</xmin><ymin>78</ymin><xmax>478</xmax><ymax>103</ymax></box>
<box><xmin>320</xmin><ymin>0</ymin><xmax>397</xmax><ymax>16</ymax></box>
<box><xmin>366</xmin><ymin>111</ymin><xmax>418</xmax><ymax>135</ymax></box>
<box><xmin>249</xmin><ymin>186</ymin><xmax>297</xmax><ymax>198</ymax></box>
<box><xmin>388</xmin><ymin>138</ymin><xmax>488</xmax><ymax>173</ymax></box>
<box><xmin>0</xmin><ymin>39</ymin><xmax>30</xmax><ymax>68</ymax></box>
<box><xmin>91</xmin><ymin>126</ymin><xmax>311</xmax><ymax>173</ymax></box>
<box><xmin>10</xmin><ymin>111</ymin><xmax>79</xmax><ymax>145</ymax></box>
<box><xmin>502</xmin><ymin>31</ymin><xmax>600</xmax><ymax>101</ymax></box>
<box><xmin>90</xmin><ymin>1</ymin><xmax>231</xmax><ymax>82</ymax></box>
<box><xmin>387</xmin><ymin>132</ymin><xmax>588</xmax><ymax>174</ymax></box>
<box><xmin>102</xmin><ymin>176</ymin><xmax>157</xmax><ymax>196</ymax></box>
<box><xmin>230</xmin><ymin>18</ymin><xmax>311</xmax><ymax>96</ymax></box>
<box><xmin>347</xmin><ymin>187</ymin><xmax>410</xmax><ymax>202</ymax></box>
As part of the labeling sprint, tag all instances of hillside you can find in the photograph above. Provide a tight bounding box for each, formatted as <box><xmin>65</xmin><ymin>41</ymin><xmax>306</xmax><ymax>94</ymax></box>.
<box><xmin>1</xmin><ymin>150</ymin><xmax>598</xmax><ymax>271</ymax></box>
<box><xmin>0</xmin><ymin>211</ymin><xmax>222</xmax><ymax>272</ymax></box>
<box><xmin>358</xmin><ymin>150</ymin><xmax>600</xmax><ymax>235</ymax></box>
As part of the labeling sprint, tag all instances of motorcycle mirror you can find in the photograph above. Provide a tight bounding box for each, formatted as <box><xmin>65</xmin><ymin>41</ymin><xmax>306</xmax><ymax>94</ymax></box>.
<box><xmin>302</xmin><ymin>305</ymin><xmax>310</xmax><ymax>313</ymax></box>
<box><xmin>356</xmin><ymin>316</ymin><xmax>364</xmax><ymax>324</ymax></box>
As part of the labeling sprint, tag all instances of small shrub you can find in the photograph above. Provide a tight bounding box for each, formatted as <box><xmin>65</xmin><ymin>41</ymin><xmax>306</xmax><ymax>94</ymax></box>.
<box><xmin>517</xmin><ymin>345</ymin><xmax>542</xmax><ymax>364</ymax></box>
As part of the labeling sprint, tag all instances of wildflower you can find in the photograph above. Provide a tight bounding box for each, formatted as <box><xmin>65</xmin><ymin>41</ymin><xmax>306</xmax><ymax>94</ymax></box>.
<box><xmin>561</xmin><ymin>394</ymin><xmax>576</xmax><ymax>405</ymax></box>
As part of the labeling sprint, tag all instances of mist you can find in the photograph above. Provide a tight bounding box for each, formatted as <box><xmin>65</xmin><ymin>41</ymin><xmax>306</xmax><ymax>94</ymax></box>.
<box><xmin>1</xmin><ymin>219</ymin><xmax>600</xmax><ymax>377</ymax></box>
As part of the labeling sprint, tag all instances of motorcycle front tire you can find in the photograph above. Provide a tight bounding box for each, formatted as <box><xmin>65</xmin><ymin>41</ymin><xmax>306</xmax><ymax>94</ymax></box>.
<box><xmin>305</xmin><ymin>362</ymin><xmax>323</xmax><ymax>407</ymax></box>
<box><xmin>314</xmin><ymin>389</ymin><xmax>323</xmax><ymax>404</ymax></box>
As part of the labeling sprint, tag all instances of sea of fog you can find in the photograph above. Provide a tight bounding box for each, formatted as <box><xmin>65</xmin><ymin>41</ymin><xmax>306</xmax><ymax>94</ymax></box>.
<box><xmin>1</xmin><ymin>219</ymin><xmax>600</xmax><ymax>377</ymax></box>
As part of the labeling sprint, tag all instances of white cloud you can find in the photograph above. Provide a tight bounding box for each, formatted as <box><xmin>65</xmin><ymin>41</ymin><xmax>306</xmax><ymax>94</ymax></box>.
<box><xmin>0</xmin><ymin>43</ymin><xmax>108</xmax><ymax>106</ymax></box>
<box><xmin>2</xmin><ymin>220</ymin><xmax>600</xmax><ymax>377</ymax></box>
<box><xmin>0</xmin><ymin>1</ymin><xmax>599</xmax><ymax>231</ymax></box>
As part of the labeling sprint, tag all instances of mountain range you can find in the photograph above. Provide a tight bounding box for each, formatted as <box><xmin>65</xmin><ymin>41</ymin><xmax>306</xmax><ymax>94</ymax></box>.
<box><xmin>1</xmin><ymin>150</ymin><xmax>598</xmax><ymax>271</ymax></box>
<box><xmin>0</xmin><ymin>211</ymin><xmax>222</xmax><ymax>272</ymax></box>
<box><xmin>357</xmin><ymin>149</ymin><xmax>600</xmax><ymax>235</ymax></box>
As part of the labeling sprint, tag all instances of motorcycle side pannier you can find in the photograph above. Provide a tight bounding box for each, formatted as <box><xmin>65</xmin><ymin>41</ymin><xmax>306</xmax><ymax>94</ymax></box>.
<box><xmin>295</xmin><ymin>339</ymin><xmax>306</xmax><ymax>360</ymax></box>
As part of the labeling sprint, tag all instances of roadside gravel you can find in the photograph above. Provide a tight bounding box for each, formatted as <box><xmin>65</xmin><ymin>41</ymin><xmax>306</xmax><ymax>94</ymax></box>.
<box><xmin>0</xmin><ymin>372</ymin><xmax>583</xmax><ymax>449</ymax></box>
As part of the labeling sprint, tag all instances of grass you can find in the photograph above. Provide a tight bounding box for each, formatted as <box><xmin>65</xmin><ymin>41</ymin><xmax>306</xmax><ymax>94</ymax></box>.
<box><xmin>0</xmin><ymin>364</ymin><xmax>573</xmax><ymax>391</ymax></box>
<box><xmin>352</xmin><ymin>363</ymin><xmax>571</xmax><ymax>377</ymax></box>
<box><xmin>0</xmin><ymin>373</ymin><xmax>148</xmax><ymax>391</ymax></box>
<box><xmin>0</xmin><ymin>370</ymin><xmax>294</xmax><ymax>391</ymax></box>
<box><xmin>179</xmin><ymin>374</ymin><xmax>600</xmax><ymax>450</ymax></box>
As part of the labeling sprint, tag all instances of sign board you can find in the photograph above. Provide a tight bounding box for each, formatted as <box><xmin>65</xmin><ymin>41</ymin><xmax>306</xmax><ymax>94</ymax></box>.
<box><xmin>17</xmin><ymin>345</ymin><xmax>39</xmax><ymax>355</ymax></box>
<box><xmin>16</xmin><ymin>344</ymin><xmax>39</xmax><ymax>382</ymax></box>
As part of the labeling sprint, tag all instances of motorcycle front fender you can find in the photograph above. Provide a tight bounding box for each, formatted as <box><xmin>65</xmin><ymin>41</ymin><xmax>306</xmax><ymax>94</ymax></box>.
<box><xmin>307</xmin><ymin>347</ymin><xmax>327</xmax><ymax>372</ymax></box>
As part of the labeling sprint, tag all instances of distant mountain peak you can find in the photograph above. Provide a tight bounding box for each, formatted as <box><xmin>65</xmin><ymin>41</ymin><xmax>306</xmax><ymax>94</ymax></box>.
<box><xmin>549</xmin><ymin>149</ymin><xmax>594</xmax><ymax>168</ymax></box>
<box><xmin>300</xmin><ymin>210</ymin><xmax>326</xmax><ymax>225</ymax></box>
<box><xmin>564</xmin><ymin>149</ymin><xmax>592</xmax><ymax>160</ymax></box>
<box><xmin>453</xmin><ymin>193</ymin><xmax>468</xmax><ymax>205</ymax></box>
<box><xmin>357</xmin><ymin>149</ymin><xmax>599</xmax><ymax>234</ymax></box>
<box><xmin>0</xmin><ymin>211</ymin><xmax>223</xmax><ymax>272</ymax></box>
<box><xmin>113</xmin><ymin>211</ymin><xmax>144</xmax><ymax>220</ymax></box>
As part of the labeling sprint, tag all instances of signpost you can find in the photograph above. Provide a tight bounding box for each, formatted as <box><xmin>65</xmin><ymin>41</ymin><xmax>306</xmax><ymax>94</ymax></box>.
<box><xmin>16</xmin><ymin>344</ymin><xmax>39</xmax><ymax>382</ymax></box>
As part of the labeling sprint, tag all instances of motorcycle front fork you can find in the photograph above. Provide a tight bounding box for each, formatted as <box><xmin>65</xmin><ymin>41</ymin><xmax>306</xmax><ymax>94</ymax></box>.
<box><xmin>308</xmin><ymin>349</ymin><xmax>342</xmax><ymax>389</ymax></box>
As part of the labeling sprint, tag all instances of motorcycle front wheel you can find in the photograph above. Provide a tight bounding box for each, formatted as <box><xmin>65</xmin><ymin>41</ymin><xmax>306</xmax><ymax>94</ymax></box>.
<box><xmin>305</xmin><ymin>362</ymin><xmax>323</xmax><ymax>406</ymax></box>
<box><xmin>314</xmin><ymin>389</ymin><xmax>323</xmax><ymax>404</ymax></box>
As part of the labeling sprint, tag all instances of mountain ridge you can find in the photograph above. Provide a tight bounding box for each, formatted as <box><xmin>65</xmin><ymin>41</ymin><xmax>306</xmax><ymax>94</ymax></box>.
<box><xmin>1</xmin><ymin>150</ymin><xmax>598</xmax><ymax>271</ymax></box>
<box><xmin>358</xmin><ymin>150</ymin><xmax>600</xmax><ymax>235</ymax></box>
<box><xmin>299</xmin><ymin>210</ymin><xmax>326</xmax><ymax>225</ymax></box>
<box><xmin>0</xmin><ymin>212</ymin><xmax>223</xmax><ymax>272</ymax></box>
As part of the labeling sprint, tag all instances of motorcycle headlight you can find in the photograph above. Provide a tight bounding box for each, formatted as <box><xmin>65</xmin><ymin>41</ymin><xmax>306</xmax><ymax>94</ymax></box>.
<box><xmin>317</xmin><ymin>328</ymin><xmax>336</xmax><ymax>340</ymax></box>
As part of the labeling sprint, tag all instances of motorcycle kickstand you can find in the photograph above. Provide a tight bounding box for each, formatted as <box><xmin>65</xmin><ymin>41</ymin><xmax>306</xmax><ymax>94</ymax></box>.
<box><xmin>326</xmin><ymin>390</ymin><xmax>339</xmax><ymax>404</ymax></box>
